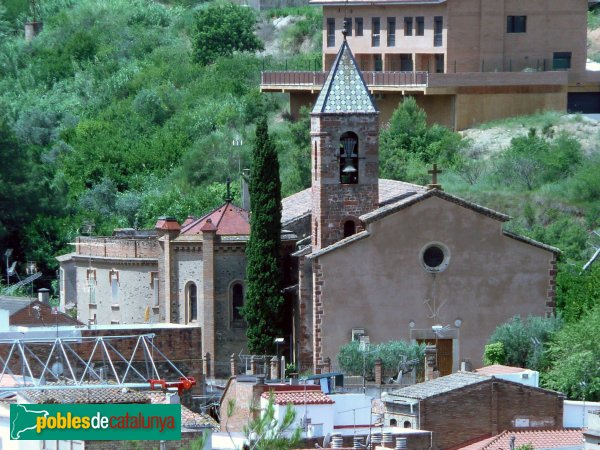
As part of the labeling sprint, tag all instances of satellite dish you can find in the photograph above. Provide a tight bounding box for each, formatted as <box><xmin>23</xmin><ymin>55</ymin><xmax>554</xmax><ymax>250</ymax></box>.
<box><xmin>7</xmin><ymin>261</ymin><xmax>16</xmax><ymax>276</ymax></box>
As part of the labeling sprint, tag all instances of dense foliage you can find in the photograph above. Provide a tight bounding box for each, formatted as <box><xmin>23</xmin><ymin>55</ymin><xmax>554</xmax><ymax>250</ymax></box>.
<box><xmin>242</xmin><ymin>116</ymin><xmax>284</xmax><ymax>354</ymax></box>
<box><xmin>192</xmin><ymin>3</ymin><xmax>264</xmax><ymax>65</ymax></box>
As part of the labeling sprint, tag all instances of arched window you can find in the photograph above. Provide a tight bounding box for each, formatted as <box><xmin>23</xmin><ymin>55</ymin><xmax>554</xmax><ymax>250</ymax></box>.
<box><xmin>390</xmin><ymin>419</ymin><xmax>397</xmax><ymax>427</ymax></box>
<box><xmin>339</xmin><ymin>132</ymin><xmax>359</xmax><ymax>184</ymax></box>
<box><xmin>343</xmin><ymin>220</ymin><xmax>356</xmax><ymax>238</ymax></box>
<box><xmin>404</xmin><ymin>420</ymin><xmax>412</xmax><ymax>428</ymax></box>
<box><xmin>186</xmin><ymin>283</ymin><xmax>197</xmax><ymax>323</ymax></box>
<box><xmin>231</xmin><ymin>282</ymin><xmax>244</xmax><ymax>322</ymax></box>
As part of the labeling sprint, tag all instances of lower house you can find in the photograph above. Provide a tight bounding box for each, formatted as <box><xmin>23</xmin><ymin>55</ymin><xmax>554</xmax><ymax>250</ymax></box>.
<box><xmin>382</xmin><ymin>372</ymin><xmax>565</xmax><ymax>449</ymax></box>
<box><xmin>584</xmin><ymin>410</ymin><xmax>600</xmax><ymax>450</ymax></box>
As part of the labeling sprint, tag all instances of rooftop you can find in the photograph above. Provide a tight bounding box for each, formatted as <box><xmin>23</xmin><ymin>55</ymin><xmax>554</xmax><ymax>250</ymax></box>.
<box><xmin>262</xmin><ymin>389</ymin><xmax>335</xmax><ymax>405</ymax></box>
<box><xmin>180</xmin><ymin>201</ymin><xmax>250</xmax><ymax>236</ymax></box>
<box><xmin>458</xmin><ymin>429</ymin><xmax>584</xmax><ymax>450</ymax></box>
<box><xmin>312</xmin><ymin>40</ymin><xmax>377</xmax><ymax>114</ymax></box>
<box><xmin>475</xmin><ymin>365</ymin><xmax>532</xmax><ymax>376</ymax></box>
<box><xmin>385</xmin><ymin>372</ymin><xmax>490</xmax><ymax>400</ymax></box>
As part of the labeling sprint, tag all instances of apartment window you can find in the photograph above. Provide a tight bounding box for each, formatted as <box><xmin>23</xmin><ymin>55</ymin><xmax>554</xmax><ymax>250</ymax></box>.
<box><xmin>416</xmin><ymin>16</ymin><xmax>424</xmax><ymax>36</ymax></box>
<box><xmin>355</xmin><ymin>17</ymin><xmax>363</xmax><ymax>36</ymax></box>
<box><xmin>374</xmin><ymin>54</ymin><xmax>383</xmax><ymax>71</ymax></box>
<box><xmin>553</xmin><ymin>52</ymin><xmax>572</xmax><ymax>70</ymax></box>
<box><xmin>400</xmin><ymin>54</ymin><xmax>413</xmax><ymax>71</ymax></box>
<box><xmin>387</xmin><ymin>17</ymin><xmax>396</xmax><ymax>47</ymax></box>
<box><xmin>435</xmin><ymin>54</ymin><xmax>445</xmax><ymax>73</ymax></box>
<box><xmin>434</xmin><ymin>16</ymin><xmax>443</xmax><ymax>47</ymax></box>
<box><xmin>327</xmin><ymin>18</ymin><xmax>335</xmax><ymax>47</ymax></box>
<box><xmin>344</xmin><ymin>17</ymin><xmax>352</xmax><ymax>36</ymax></box>
<box><xmin>372</xmin><ymin>17</ymin><xmax>380</xmax><ymax>47</ymax></box>
<box><xmin>507</xmin><ymin>15</ymin><xmax>527</xmax><ymax>33</ymax></box>
<box><xmin>404</xmin><ymin>17</ymin><xmax>413</xmax><ymax>36</ymax></box>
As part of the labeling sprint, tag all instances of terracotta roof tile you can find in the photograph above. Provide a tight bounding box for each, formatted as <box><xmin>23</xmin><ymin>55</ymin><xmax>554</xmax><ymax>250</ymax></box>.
<box><xmin>181</xmin><ymin>202</ymin><xmax>250</xmax><ymax>236</ymax></box>
<box><xmin>155</xmin><ymin>217</ymin><xmax>181</xmax><ymax>231</ymax></box>
<box><xmin>458</xmin><ymin>429</ymin><xmax>583</xmax><ymax>450</ymax></box>
<box><xmin>261</xmin><ymin>390</ymin><xmax>335</xmax><ymax>405</ymax></box>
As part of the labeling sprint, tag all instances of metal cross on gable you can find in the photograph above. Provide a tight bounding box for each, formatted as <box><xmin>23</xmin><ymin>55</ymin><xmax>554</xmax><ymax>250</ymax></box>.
<box><xmin>427</xmin><ymin>164</ymin><xmax>443</xmax><ymax>190</ymax></box>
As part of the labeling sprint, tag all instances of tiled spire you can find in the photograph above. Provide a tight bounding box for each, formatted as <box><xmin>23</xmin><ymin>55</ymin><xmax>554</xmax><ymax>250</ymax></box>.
<box><xmin>312</xmin><ymin>41</ymin><xmax>377</xmax><ymax>114</ymax></box>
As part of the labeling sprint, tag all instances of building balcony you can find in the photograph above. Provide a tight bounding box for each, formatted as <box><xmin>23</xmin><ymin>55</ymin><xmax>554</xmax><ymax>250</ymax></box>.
<box><xmin>260</xmin><ymin>69</ymin><xmax>570</xmax><ymax>94</ymax></box>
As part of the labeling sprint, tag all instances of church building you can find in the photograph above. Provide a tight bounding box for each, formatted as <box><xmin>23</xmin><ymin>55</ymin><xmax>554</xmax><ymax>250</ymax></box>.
<box><xmin>58</xmin><ymin>39</ymin><xmax>558</xmax><ymax>378</ymax></box>
<box><xmin>284</xmin><ymin>38</ymin><xmax>559</xmax><ymax>374</ymax></box>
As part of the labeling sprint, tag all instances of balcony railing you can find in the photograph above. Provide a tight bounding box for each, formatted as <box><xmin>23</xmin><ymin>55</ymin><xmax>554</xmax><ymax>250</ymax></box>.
<box><xmin>261</xmin><ymin>70</ymin><xmax>429</xmax><ymax>88</ymax></box>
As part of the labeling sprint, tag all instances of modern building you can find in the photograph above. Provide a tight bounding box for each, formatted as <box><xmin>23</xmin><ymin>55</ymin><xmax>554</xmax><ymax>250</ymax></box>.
<box><xmin>261</xmin><ymin>0</ymin><xmax>600</xmax><ymax>129</ymax></box>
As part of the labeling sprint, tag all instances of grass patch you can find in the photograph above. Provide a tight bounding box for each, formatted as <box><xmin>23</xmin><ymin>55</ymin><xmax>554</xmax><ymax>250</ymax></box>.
<box><xmin>476</xmin><ymin>110</ymin><xmax>563</xmax><ymax>130</ymax></box>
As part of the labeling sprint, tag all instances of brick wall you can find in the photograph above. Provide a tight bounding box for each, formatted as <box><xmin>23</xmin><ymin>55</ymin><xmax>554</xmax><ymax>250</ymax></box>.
<box><xmin>76</xmin><ymin>237</ymin><xmax>159</xmax><ymax>259</ymax></box>
<box><xmin>85</xmin><ymin>431</ymin><xmax>207</xmax><ymax>449</ymax></box>
<box><xmin>421</xmin><ymin>379</ymin><xmax>564</xmax><ymax>449</ymax></box>
<box><xmin>310</xmin><ymin>113</ymin><xmax>380</xmax><ymax>251</ymax></box>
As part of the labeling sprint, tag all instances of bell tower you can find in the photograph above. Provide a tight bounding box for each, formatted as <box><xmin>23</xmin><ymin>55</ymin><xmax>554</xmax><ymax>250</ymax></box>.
<box><xmin>310</xmin><ymin>40</ymin><xmax>380</xmax><ymax>251</ymax></box>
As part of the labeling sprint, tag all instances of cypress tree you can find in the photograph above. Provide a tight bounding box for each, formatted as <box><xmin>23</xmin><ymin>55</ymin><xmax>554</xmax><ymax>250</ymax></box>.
<box><xmin>242</xmin><ymin>115</ymin><xmax>283</xmax><ymax>354</ymax></box>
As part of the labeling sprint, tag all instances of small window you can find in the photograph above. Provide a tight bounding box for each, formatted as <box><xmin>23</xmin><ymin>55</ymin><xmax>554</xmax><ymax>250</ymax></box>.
<box><xmin>507</xmin><ymin>15</ymin><xmax>526</xmax><ymax>33</ymax></box>
<box><xmin>355</xmin><ymin>17</ymin><xmax>363</xmax><ymax>36</ymax></box>
<box><xmin>187</xmin><ymin>282</ymin><xmax>197</xmax><ymax>322</ymax></box>
<box><xmin>404</xmin><ymin>420</ymin><xmax>412</xmax><ymax>428</ymax></box>
<box><xmin>416</xmin><ymin>16</ymin><xmax>424</xmax><ymax>36</ymax></box>
<box><xmin>327</xmin><ymin>18</ymin><xmax>336</xmax><ymax>47</ymax></box>
<box><xmin>433</xmin><ymin>16</ymin><xmax>443</xmax><ymax>47</ymax></box>
<box><xmin>151</xmin><ymin>272</ymin><xmax>159</xmax><ymax>307</ymax></box>
<box><xmin>390</xmin><ymin>419</ymin><xmax>398</xmax><ymax>426</ymax></box>
<box><xmin>232</xmin><ymin>282</ymin><xmax>244</xmax><ymax>322</ymax></box>
<box><xmin>372</xmin><ymin>17</ymin><xmax>380</xmax><ymax>47</ymax></box>
<box><xmin>404</xmin><ymin>17</ymin><xmax>413</xmax><ymax>36</ymax></box>
<box><xmin>387</xmin><ymin>17</ymin><xmax>396</xmax><ymax>47</ymax></box>
<box><xmin>344</xmin><ymin>17</ymin><xmax>352</xmax><ymax>36</ymax></box>
<box><xmin>110</xmin><ymin>271</ymin><xmax>119</xmax><ymax>304</ymax></box>
<box><xmin>374</xmin><ymin>54</ymin><xmax>383</xmax><ymax>72</ymax></box>
<box><xmin>553</xmin><ymin>52</ymin><xmax>571</xmax><ymax>70</ymax></box>
<box><xmin>343</xmin><ymin>220</ymin><xmax>356</xmax><ymax>238</ymax></box>
<box><xmin>420</xmin><ymin>242</ymin><xmax>450</xmax><ymax>273</ymax></box>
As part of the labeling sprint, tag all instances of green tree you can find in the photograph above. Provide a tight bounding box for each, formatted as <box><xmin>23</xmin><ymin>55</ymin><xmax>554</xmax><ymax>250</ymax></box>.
<box><xmin>483</xmin><ymin>342</ymin><xmax>506</xmax><ymax>366</ymax></box>
<box><xmin>242</xmin><ymin>115</ymin><xmax>284</xmax><ymax>354</ymax></box>
<box><xmin>486</xmin><ymin>315</ymin><xmax>562</xmax><ymax>370</ymax></box>
<box><xmin>192</xmin><ymin>3</ymin><xmax>264</xmax><ymax>66</ymax></box>
<box><xmin>556</xmin><ymin>262</ymin><xmax>600</xmax><ymax>323</ymax></box>
<box><xmin>543</xmin><ymin>304</ymin><xmax>600</xmax><ymax>400</ymax></box>
<box><xmin>244</xmin><ymin>393</ymin><xmax>301</xmax><ymax>450</ymax></box>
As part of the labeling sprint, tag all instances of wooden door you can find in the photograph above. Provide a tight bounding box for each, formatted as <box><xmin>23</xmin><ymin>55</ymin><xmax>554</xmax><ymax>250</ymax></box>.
<box><xmin>417</xmin><ymin>339</ymin><xmax>453</xmax><ymax>376</ymax></box>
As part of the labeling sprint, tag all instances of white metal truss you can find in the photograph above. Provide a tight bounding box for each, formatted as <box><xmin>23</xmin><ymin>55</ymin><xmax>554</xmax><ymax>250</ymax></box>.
<box><xmin>0</xmin><ymin>333</ymin><xmax>195</xmax><ymax>392</ymax></box>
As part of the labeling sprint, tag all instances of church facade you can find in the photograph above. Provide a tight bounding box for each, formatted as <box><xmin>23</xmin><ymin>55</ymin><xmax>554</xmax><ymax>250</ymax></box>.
<box><xmin>58</xmin><ymin>40</ymin><xmax>558</xmax><ymax>378</ymax></box>
<box><xmin>285</xmin><ymin>40</ymin><xmax>558</xmax><ymax>373</ymax></box>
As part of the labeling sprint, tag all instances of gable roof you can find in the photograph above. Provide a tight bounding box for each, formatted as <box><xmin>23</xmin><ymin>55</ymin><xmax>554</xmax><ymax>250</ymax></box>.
<box><xmin>0</xmin><ymin>296</ymin><xmax>33</xmax><ymax>315</ymax></box>
<box><xmin>261</xmin><ymin>390</ymin><xmax>335</xmax><ymax>405</ymax></box>
<box><xmin>9</xmin><ymin>300</ymin><xmax>82</xmax><ymax>327</ymax></box>
<box><xmin>475</xmin><ymin>365</ymin><xmax>531</xmax><ymax>376</ymax></box>
<box><xmin>385</xmin><ymin>372</ymin><xmax>491</xmax><ymax>400</ymax></box>
<box><xmin>457</xmin><ymin>429</ymin><xmax>584</xmax><ymax>450</ymax></box>
<box><xmin>180</xmin><ymin>202</ymin><xmax>250</xmax><ymax>236</ymax></box>
<box><xmin>282</xmin><ymin>179</ymin><xmax>425</xmax><ymax>225</ymax></box>
<box><xmin>312</xmin><ymin>40</ymin><xmax>377</xmax><ymax>114</ymax></box>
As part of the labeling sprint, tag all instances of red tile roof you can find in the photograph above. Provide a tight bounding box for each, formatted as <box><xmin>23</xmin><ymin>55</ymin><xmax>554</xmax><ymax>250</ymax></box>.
<box><xmin>458</xmin><ymin>429</ymin><xmax>583</xmax><ymax>450</ymax></box>
<box><xmin>262</xmin><ymin>390</ymin><xmax>335</xmax><ymax>405</ymax></box>
<box><xmin>475</xmin><ymin>365</ymin><xmax>529</xmax><ymax>375</ymax></box>
<box><xmin>181</xmin><ymin>202</ymin><xmax>250</xmax><ymax>236</ymax></box>
<box><xmin>155</xmin><ymin>217</ymin><xmax>181</xmax><ymax>231</ymax></box>
<box><xmin>9</xmin><ymin>301</ymin><xmax>83</xmax><ymax>327</ymax></box>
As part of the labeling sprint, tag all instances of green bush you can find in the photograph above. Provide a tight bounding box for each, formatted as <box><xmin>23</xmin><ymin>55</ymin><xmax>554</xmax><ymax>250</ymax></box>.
<box><xmin>483</xmin><ymin>342</ymin><xmax>506</xmax><ymax>366</ymax></box>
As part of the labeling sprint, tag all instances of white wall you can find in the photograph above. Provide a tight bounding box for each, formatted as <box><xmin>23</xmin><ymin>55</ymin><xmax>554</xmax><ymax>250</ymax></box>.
<box><xmin>491</xmin><ymin>370</ymin><xmax>539</xmax><ymax>388</ymax></box>
<box><xmin>564</xmin><ymin>400</ymin><xmax>600</xmax><ymax>428</ymax></box>
<box><xmin>330</xmin><ymin>393</ymin><xmax>378</xmax><ymax>428</ymax></box>
<box><xmin>261</xmin><ymin>397</ymin><xmax>334</xmax><ymax>437</ymax></box>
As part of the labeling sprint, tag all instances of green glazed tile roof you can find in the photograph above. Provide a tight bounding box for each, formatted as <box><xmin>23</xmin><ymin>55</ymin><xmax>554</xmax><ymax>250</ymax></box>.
<box><xmin>312</xmin><ymin>41</ymin><xmax>377</xmax><ymax>114</ymax></box>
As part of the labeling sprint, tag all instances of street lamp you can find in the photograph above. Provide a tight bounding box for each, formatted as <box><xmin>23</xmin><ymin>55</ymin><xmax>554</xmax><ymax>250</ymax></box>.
<box><xmin>274</xmin><ymin>337</ymin><xmax>284</xmax><ymax>358</ymax></box>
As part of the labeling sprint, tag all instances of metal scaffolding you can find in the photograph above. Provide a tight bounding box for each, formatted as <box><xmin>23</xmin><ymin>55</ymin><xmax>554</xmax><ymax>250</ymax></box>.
<box><xmin>0</xmin><ymin>333</ymin><xmax>196</xmax><ymax>393</ymax></box>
